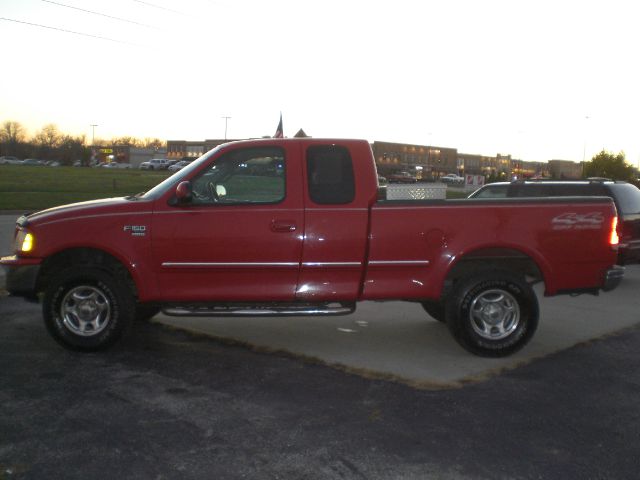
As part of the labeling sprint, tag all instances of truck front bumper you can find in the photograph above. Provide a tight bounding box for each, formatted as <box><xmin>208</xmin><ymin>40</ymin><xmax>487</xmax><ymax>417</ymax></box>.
<box><xmin>603</xmin><ymin>265</ymin><xmax>625</xmax><ymax>292</ymax></box>
<box><xmin>0</xmin><ymin>255</ymin><xmax>41</xmax><ymax>298</ymax></box>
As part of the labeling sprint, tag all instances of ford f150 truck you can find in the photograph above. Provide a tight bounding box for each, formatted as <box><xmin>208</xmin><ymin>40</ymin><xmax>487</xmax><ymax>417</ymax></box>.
<box><xmin>1</xmin><ymin>138</ymin><xmax>624</xmax><ymax>357</ymax></box>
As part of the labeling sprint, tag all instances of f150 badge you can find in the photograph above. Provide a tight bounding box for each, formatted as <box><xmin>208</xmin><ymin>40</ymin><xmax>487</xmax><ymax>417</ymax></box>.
<box><xmin>552</xmin><ymin>212</ymin><xmax>604</xmax><ymax>230</ymax></box>
<box><xmin>124</xmin><ymin>225</ymin><xmax>147</xmax><ymax>236</ymax></box>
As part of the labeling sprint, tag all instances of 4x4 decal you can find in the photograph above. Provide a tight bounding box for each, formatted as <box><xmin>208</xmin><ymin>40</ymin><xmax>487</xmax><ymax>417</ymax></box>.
<box><xmin>552</xmin><ymin>212</ymin><xmax>604</xmax><ymax>230</ymax></box>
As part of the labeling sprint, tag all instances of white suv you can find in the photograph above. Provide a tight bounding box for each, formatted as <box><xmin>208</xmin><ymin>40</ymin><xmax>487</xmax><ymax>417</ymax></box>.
<box><xmin>140</xmin><ymin>158</ymin><xmax>169</xmax><ymax>170</ymax></box>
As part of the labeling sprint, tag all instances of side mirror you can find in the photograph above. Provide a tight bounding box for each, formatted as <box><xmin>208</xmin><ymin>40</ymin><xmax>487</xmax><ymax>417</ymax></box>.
<box><xmin>174</xmin><ymin>181</ymin><xmax>193</xmax><ymax>204</ymax></box>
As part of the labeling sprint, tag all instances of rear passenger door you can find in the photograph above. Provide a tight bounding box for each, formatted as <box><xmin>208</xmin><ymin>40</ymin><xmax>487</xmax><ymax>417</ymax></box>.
<box><xmin>296</xmin><ymin>145</ymin><xmax>369</xmax><ymax>302</ymax></box>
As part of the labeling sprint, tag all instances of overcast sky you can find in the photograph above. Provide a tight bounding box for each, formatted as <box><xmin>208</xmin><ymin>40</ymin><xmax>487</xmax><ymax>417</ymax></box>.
<box><xmin>1</xmin><ymin>0</ymin><xmax>638</xmax><ymax>163</ymax></box>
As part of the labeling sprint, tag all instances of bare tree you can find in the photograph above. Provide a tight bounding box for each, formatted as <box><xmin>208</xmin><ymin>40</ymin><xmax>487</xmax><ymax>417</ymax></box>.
<box><xmin>0</xmin><ymin>121</ymin><xmax>26</xmax><ymax>143</ymax></box>
<box><xmin>0</xmin><ymin>121</ymin><xmax>28</xmax><ymax>157</ymax></box>
<box><xmin>112</xmin><ymin>136</ymin><xmax>143</xmax><ymax>147</ymax></box>
<box><xmin>143</xmin><ymin>137</ymin><xmax>166</xmax><ymax>149</ymax></box>
<box><xmin>59</xmin><ymin>134</ymin><xmax>90</xmax><ymax>166</ymax></box>
<box><xmin>33</xmin><ymin>124</ymin><xmax>62</xmax><ymax>149</ymax></box>
<box><xmin>30</xmin><ymin>124</ymin><xmax>65</xmax><ymax>160</ymax></box>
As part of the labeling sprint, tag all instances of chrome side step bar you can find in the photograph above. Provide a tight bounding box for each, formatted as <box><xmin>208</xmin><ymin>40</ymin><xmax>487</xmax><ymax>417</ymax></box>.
<box><xmin>162</xmin><ymin>302</ymin><xmax>356</xmax><ymax>317</ymax></box>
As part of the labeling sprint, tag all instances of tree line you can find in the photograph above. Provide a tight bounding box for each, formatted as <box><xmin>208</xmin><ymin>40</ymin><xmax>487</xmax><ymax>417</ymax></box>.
<box><xmin>0</xmin><ymin>120</ymin><xmax>166</xmax><ymax>166</ymax></box>
<box><xmin>583</xmin><ymin>150</ymin><xmax>637</xmax><ymax>182</ymax></box>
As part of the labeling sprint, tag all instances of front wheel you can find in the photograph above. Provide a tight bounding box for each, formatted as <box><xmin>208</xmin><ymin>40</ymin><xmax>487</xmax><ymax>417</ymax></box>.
<box><xmin>445</xmin><ymin>270</ymin><xmax>539</xmax><ymax>357</ymax></box>
<box><xmin>135</xmin><ymin>304</ymin><xmax>161</xmax><ymax>322</ymax></box>
<box><xmin>421</xmin><ymin>301</ymin><xmax>446</xmax><ymax>323</ymax></box>
<box><xmin>43</xmin><ymin>267</ymin><xmax>135</xmax><ymax>351</ymax></box>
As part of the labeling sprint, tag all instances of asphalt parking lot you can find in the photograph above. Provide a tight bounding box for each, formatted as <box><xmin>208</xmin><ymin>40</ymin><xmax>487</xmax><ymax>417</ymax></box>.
<box><xmin>2</xmin><ymin>213</ymin><xmax>640</xmax><ymax>478</ymax></box>
<box><xmin>2</xmin><ymin>295</ymin><xmax>640</xmax><ymax>480</ymax></box>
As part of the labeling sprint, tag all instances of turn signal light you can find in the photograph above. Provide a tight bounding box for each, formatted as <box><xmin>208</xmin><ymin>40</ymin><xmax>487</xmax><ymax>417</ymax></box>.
<box><xmin>609</xmin><ymin>217</ymin><xmax>619</xmax><ymax>246</ymax></box>
<box><xmin>21</xmin><ymin>233</ymin><xmax>34</xmax><ymax>252</ymax></box>
<box><xmin>15</xmin><ymin>230</ymin><xmax>34</xmax><ymax>253</ymax></box>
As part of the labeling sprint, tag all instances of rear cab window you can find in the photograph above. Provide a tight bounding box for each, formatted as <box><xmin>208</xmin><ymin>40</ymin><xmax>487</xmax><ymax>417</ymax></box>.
<box><xmin>306</xmin><ymin>145</ymin><xmax>355</xmax><ymax>204</ymax></box>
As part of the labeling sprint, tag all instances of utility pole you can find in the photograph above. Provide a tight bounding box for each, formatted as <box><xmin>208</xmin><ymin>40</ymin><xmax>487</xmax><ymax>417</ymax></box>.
<box><xmin>582</xmin><ymin>116</ymin><xmax>589</xmax><ymax>162</ymax></box>
<box><xmin>221</xmin><ymin>116</ymin><xmax>231</xmax><ymax>140</ymax></box>
<box><xmin>90</xmin><ymin>124</ymin><xmax>98</xmax><ymax>146</ymax></box>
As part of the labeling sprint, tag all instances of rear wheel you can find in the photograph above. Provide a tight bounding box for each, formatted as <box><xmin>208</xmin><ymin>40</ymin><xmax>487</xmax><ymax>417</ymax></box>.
<box><xmin>445</xmin><ymin>270</ymin><xmax>538</xmax><ymax>357</ymax></box>
<box><xmin>43</xmin><ymin>267</ymin><xmax>135</xmax><ymax>351</ymax></box>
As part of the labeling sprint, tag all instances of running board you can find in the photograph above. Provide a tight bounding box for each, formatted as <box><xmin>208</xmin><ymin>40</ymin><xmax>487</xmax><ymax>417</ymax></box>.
<box><xmin>161</xmin><ymin>302</ymin><xmax>356</xmax><ymax>317</ymax></box>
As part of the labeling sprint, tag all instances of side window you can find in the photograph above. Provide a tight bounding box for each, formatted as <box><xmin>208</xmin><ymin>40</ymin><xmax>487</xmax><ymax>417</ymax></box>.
<box><xmin>306</xmin><ymin>145</ymin><xmax>355</xmax><ymax>204</ymax></box>
<box><xmin>552</xmin><ymin>184</ymin><xmax>590</xmax><ymax>196</ymax></box>
<box><xmin>191</xmin><ymin>147</ymin><xmax>285</xmax><ymax>205</ymax></box>
<box><xmin>475</xmin><ymin>185</ymin><xmax>508</xmax><ymax>198</ymax></box>
<box><xmin>512</xmin><ymin>184</ymin><xmax>553</xmax><ymax>197</ymax></box>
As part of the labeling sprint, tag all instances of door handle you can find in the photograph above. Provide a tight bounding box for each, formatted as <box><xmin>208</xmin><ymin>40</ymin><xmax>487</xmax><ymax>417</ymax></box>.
<box><xmin>271</xmin><ymin>220</ymin><xmax>297</xmax><ymax>233</ymax></box>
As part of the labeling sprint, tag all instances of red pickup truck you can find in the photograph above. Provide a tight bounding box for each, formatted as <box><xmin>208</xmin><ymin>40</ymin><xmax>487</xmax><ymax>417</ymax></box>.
<box><xmin>1</xmin><ymin>138</ymin><xmax>624</xmax><ymax>357</ymax></box>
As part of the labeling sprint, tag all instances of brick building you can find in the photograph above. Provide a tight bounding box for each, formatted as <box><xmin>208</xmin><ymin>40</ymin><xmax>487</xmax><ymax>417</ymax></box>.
<box><xmin>167</xmin><ymin>139</ymin><xmax>236</xmax><ymax>160</ymax></box>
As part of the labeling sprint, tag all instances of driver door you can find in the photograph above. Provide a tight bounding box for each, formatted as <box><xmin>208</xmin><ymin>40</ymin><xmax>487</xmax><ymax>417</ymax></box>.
<box><xmin>152</xmin><ymin>144</ymin><xmax>303</xmax><ymax>302</ymax></box>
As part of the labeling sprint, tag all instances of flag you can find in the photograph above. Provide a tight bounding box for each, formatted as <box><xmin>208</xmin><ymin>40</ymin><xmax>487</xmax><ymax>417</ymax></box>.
<box><xmin>273</xmin><ymin>113</ymin><xmax>283</xmax><ymax>138</ymax></box>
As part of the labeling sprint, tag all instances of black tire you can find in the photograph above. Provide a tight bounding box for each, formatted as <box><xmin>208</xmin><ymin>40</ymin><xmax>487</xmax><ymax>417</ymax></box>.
<box><xmin>421</xmin><ymin>301</ymin><xmax>446</xmax><ymax>323</ymax></box>
<box><xmin>43</xmin><ymin>267</ymin><xmax>135</xmax><ymax>351</ymax></box>
<box><xmin>135</xmin><ymin>304</ymin><xmax>160</xmax><ymax>322</ymax></box>
<box><xmin>445</xmin><ymin>269</ymin><xmax>539</xmax><ymax>357</ymax></box>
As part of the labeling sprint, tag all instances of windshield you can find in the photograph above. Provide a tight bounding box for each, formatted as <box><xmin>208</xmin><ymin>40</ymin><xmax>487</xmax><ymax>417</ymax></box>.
<box><xmin>608</xmin><ymin>183</ymin><xmax>640</xmax><ymax>215</ymax></box>
<box><xmin>140</xmin><ymin>146</ymin><xmax>224</xmax><ymax>199</ymax></box>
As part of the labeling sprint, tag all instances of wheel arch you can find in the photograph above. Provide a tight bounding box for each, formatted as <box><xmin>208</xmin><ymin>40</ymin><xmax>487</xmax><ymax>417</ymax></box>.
<box><xmin>36</xmin><ymin>247</ymin><xmax>139</xmax><ymax>300</ymax></box>
<box><xmin>442</xmin><ymin>246</ymin><xmax>553</xmax><ymax>295</ymax></box>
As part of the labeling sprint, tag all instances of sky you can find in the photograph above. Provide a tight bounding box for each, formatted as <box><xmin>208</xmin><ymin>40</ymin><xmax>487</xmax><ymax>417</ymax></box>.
<box><xmin>1</xmin><ymin>0</ymin><xmax>638</xmax><ymax>164</ymax></box>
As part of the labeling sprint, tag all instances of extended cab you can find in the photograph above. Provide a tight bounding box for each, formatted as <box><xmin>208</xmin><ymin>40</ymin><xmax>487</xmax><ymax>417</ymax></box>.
<box><xmin>1</xmin><ymin>138</ymin><xmax>624</xmax><ymax>357</ymax></box>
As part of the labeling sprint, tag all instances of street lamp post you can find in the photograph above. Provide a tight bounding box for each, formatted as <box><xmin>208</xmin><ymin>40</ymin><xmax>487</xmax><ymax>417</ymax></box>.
<box><xmin>582</xmin><ymin>116</ymin><xmax>589</xmax><ymax>162</ymax></box>
<box><xmin>90</xmin><ymin>124</ymin><xmax>98</xmax><ymax>146</ymax></box>
<box><xmin>221</xmin><ymin>116</ymin><xmax>231</xmax><ymax>140</ymax></box>
<box><xmin>582</xmin><ymin>116</ymin><xmax>589</xmax><ymax>178</ymax></box>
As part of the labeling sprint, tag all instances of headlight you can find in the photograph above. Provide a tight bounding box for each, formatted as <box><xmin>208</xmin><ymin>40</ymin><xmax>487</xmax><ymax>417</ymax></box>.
<box><xmin>15</xmin><ymin>230</ymin><xmax>34</xmax><ymax>253</ymax></box>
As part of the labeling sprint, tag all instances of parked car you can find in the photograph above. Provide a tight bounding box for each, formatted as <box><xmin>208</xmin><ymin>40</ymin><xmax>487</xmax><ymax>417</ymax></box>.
<box><xmin>101</xmin><ymin>162</ymin><xmax>131</xmax><ymax>169</ymax></box>
<box><xmin>388</xmin><ymin>171</ymin><xmax>417</xmax><ymax>183</ymax></box>
<box><xmin>140</xmin><ymin>158</ymin><xmax>169</xmax><ymax>170</ymax></box>
<box><xmin>441</xmin><ymin>173</ymin><xmax>464</xmax><ymax>183</ymax></box>
<box><xmin>468</xmin><ymin>179</ymin><xmax>640</xmax><ymax>264</ymax></box>
<box><xmin>0</xmin><ymin>156</ymin><xmax>21</xmax><ymax>164</ymax></box>
<box><xmin>168</xmin><ymin>160</ymin><xmax>191</xmax><ymax>172</ymax></box>
<box><xmin>22</xmin><ymin>158</ymin><xmax>44</xmax><ymax>166</ymax></box>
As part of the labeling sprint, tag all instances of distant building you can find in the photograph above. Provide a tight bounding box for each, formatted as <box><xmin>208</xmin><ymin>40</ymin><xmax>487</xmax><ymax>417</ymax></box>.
<box><xmin>457</xmin><ymin>153</ymin><xmax>481</xmax><ymax>175</ymax></box>
<box><xmin>164</xmin><ymin>136</ymin><xmax>585</xmax><ymax>182</ymax></box>
<box><xmin>548</xmin><ymin>160</ymin><xmax>583</xmax><ymax>179</ymax></box>
<box><xmin>92</xmin><ymin>145</ymin><xmax>166</xmax><ymax>168</ymax></box>
<box><xmin>167</xmin><ymin>139</ymin><xmax>235</xmax><ymax>159</ymax></box>
<box><xmin>371</xmin><ymin>141</ymin><xmax>458</xmax><ymax>180</ymax></box>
